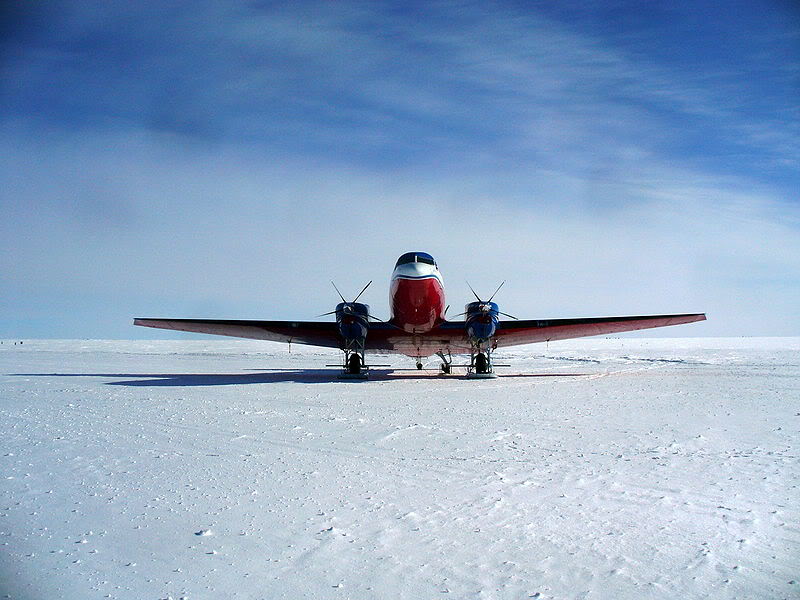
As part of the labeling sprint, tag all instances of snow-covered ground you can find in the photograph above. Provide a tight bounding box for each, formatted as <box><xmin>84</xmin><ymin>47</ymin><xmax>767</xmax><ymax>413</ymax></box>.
<box><xmin>1</xmin><ymin>337</ymin><xmax>798</xmax><ymax>599</ymax></box>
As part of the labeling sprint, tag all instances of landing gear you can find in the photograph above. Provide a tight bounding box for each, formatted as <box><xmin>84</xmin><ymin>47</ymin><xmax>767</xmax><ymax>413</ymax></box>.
<box><xmin>339</xmin><ymin>341</ymin><xmax>368</xmax><ymax>379</ymax></box>
<box><xmin>348</xmin><ymin>353</ymin><xmax>362</xmax><ymax>375</ymax></box>
<box><xmin>416</xmin><ymin>360</ymin><xmax>423</xmax><ymax>370</ymax></box>
<box><xmin>436</xmin><ymin>350</ymin><xmax>452</xmax><ymax>374</ymax></box>
<box><xmin>467</xmin><ymin>347</ymin><xmax>497</xmax><ymax>379</ymax></box>
<box><xmin>475</xmin><ymin>352</ymin><xmax>488</xmax><ymax>374</ymax></box>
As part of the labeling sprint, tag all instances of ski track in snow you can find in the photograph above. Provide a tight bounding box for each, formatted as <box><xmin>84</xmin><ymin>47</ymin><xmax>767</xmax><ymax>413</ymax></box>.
<box><xmin>0</xmin><ymin>337</ymin><xmax>799</xmax><ymax>599</ymax></box>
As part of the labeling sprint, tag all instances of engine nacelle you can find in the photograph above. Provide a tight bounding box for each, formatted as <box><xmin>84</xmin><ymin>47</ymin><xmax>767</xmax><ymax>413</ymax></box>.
<box><xmin>335</xmin><ymin>302</ymin><xmax>370</xmax><ymax>346</ymax></box>
<box><xmin>464</xmin><ymin>301</ymin><xmax>499</xmax><ymax>345</ymax></box>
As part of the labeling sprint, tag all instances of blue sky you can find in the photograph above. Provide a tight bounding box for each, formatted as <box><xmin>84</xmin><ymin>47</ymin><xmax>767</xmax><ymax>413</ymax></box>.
<box><xmin>1</xmin><ymin>0</ymin><xmax>798</xmax><ymax>338</ymax></box>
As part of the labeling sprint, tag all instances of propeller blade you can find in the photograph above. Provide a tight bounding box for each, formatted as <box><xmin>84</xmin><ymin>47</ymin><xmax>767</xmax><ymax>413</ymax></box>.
<box><xmin>498</xmin><ymin>310</ymin><xmax>518</xmax><ymax>320</ymax></box>
<box><xmin>466</xmin><ymin>281</ymin><xmax>483</xmax><ymax>303</ymax></box>
<box><xmin>330</xmin><ymin>280</ymin><xmax>346</xmax><ymax>303</ymax></box>
<box><xmin>367</xmin><ymin>313</ymin><xmax>405</xmax><ymax>331</ymax></box>
<box><xmin>352</xmin><ymin>280</ymin><xmax>373</xmax><ymax>303</ymax></box>
<box><xmin>488</xmin><ymin>281</ymin><xmax>505</xmax><ymax>303</ymax></box>
<box><xmin>315</xmin><ymin>310</ymin><xmax>338</xmax><ymax>318</ymax></box>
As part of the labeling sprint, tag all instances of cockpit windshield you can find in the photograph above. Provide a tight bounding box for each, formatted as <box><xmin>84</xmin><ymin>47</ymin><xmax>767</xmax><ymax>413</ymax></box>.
<box><xmin>395</xmin><ymin>252</ymin><xmax>436</xmax><ymax>267</ymax></box>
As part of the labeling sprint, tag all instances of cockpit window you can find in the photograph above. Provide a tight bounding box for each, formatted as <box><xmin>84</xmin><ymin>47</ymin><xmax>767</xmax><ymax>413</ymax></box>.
<box><xmin>395</xmin><ymin>252</ymin><xmax>437</xmax><ymax>267</ymax></box>
<box><xmin>395</xmin><ymin>252</ymin><xmax>417</xmax><ymax>266</ymax></box>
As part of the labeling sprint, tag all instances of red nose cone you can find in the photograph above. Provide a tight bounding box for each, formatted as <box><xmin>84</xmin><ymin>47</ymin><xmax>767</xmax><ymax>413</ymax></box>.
<box><xmin>390</xmin><ymin>277</ymin><xmax>446</xmax><ymax>332</ymax></box>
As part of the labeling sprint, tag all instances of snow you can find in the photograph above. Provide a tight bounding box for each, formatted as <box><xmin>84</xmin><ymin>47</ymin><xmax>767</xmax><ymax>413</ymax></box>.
<box><xmin>1</xmin><ymin>337</ymin><xmax>798</xmax><ymax>599</ymax></box>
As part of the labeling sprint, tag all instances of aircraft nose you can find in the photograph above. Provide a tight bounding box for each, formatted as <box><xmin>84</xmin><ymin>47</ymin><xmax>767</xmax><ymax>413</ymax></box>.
<box><xmin>395</xmin><ymin>262</ymin><xmax>430</xmax><ymax>277</ymax></box>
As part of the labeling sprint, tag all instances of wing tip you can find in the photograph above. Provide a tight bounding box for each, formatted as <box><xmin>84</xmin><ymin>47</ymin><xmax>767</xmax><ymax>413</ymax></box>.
<box><xmin>133</xmin><ymin>318</ymin><xmax>162</xmax><ymax>328</ymax></box>
<box><xmin>666</xmin><ymin>313</ymin><xmax>706</xmax><ymax>326</ymax></box>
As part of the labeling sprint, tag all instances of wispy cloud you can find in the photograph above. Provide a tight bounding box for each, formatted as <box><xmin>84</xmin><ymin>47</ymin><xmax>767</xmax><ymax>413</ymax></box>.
<box><xmin>1</xmin><ymin>1</ymin><xmax>798</xmax><ymax>337</ymax></box>
<box><xmin>3</xmin><ymin>2</ymin><xmax>797</xmax><ymax>174</ymax></box>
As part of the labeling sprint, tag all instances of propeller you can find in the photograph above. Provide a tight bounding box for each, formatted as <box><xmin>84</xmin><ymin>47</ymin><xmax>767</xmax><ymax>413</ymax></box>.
<box><xmin>453</xmin><ymin>280</ymin><xmax>518</xmax><ymax>320</ymax></box>
<box><xmin>315</xmin><ymin>281</ymin><xmax>405</xmax><ymax>330</ymax></box>
<box><xmin>333</xmin><ymin>280</ymin><xmax>372</xmax><ymax>304</ymax></box>
<box><xmin>316</xmin><ymin>281</ymin><xmax>373</xmax><ymax>317</ymax></box>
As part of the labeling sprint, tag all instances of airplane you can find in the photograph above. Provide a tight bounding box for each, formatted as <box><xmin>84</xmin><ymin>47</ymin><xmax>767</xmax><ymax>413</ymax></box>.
<box><xmin>134</xmin><ymin>251</ymin><xmax>706</xmax><ymax>378</ymax></box>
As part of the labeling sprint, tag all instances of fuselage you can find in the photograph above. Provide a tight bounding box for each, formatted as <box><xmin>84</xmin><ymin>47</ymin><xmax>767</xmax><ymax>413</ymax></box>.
<box><xmin>389</xmin><ymin>252</ymin><xmax>446</xmax><ymax>333</ymax></box>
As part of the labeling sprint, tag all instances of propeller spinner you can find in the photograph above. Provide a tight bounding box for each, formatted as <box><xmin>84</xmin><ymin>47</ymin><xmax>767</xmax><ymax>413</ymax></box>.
<box><xmin>461</xmin><ymin>281</ymin><xmax>517</xmax><ymax>346</ymax></box>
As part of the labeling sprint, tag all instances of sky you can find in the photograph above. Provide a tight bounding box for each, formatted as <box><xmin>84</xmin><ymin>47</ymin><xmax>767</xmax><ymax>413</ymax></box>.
<box><xmin>1</xmin><ymin>0</ymin><xmax>798</xmax><ymax>339</ymax></box>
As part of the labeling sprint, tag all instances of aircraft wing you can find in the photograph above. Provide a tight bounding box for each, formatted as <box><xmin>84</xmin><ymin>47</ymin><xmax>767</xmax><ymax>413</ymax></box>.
<box><xmin>359</xmin><ymin>313</ymin><xmax>706</xmax><ymax>354</ymax></box>
<box><xmin>133</xmin><ymin>318</ymin><xmax>341</xmax><ymax>347</ymax></box>
<box><xmin>134</xmin><ymin>318</ymin><xmax>457</xmax><ymax>354</ymax></box>
<box><xmin>135</xmin><ymin>313</ymin><xmax>706</xmax><ymax>355</ymax></box>
<box><xmin>492</xmin><ymin>313</ymin><xmax>707</xmax><ymax>347</ymax></box>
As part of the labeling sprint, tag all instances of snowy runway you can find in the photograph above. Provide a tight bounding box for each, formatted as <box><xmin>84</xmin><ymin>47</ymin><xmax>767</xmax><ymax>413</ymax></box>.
<box><xmin>1</xmin><ymin>338</ymin><xmax>798</xmax><ymax>599</ymax></box>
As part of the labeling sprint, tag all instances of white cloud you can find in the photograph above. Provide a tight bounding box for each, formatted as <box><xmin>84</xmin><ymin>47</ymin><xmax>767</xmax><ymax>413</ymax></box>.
<box><xmin>2</xmin><ymin>125</ymin><xmax>798</xmax><ymax>336</ymax></box>
<box><xmin>1</xmin><ymin>1</ymin><xmax>798</xmax><ymax>337</ymax></box>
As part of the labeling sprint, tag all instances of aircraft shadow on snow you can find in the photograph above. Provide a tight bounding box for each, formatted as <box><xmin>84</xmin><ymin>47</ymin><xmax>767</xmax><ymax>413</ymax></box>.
<box><xmin>10</xmin><ymin>370</ymin><xmax>590</xmax><ymax>387</ymax></box>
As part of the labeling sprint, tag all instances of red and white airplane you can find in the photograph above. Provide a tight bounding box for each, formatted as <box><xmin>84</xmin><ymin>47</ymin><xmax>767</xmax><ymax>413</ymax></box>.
<box><xmin>135</xmin><ymin>251</ymin><xmax>706</xmax><ymax>377</ymax></box>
